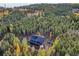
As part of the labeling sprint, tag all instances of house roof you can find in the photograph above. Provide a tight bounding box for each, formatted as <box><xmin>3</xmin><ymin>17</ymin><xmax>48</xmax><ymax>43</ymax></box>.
<box><xmin>72</xmin><ymin>9</ymin><xmax>79</xmax><ymax>12</ymax></box>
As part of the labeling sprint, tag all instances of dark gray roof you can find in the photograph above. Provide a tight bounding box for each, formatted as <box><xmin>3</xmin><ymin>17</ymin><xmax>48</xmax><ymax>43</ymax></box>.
<box><xmin>32</xmin><ymin>35</ymin><xmax>45</xmax><ymax>38</ymax></box>
<box><xmin>72</xmin><ymin>9</ymin><xmax>79</xmax><ymax>12</ymax></box>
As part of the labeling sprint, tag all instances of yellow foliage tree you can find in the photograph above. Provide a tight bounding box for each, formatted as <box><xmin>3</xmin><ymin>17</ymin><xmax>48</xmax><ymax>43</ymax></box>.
<box><xmin>11</xmin><ymin>36</ymin><xmax>20</xmax><ymax>56</ymax></box>
<box><xmin>21</xmin><ymin>38</ymin><xmax>31</xmax><ymax>56</ymax></box>
<box><xmin>15</xmin><ymin>43</ymin><xmax>20</xmax><ymax>56</ymax></box>
<box><xmin>37</xmin><ymin>48</ymin><xmax>46</xmax><ymax>56</ymax></box>
<box><xmin>13</xmin><ymin>36</ymin><xmax>20</xmax><ymax>47</ymax></box>
<box><xmin>74</xmin><ymin>13</ymin><xmax>79</xmax><ymax>16</ymax></box>
<box><xmin>46</xmin><ymin>36</ymin><xmax>59</xmax><ymax>55</ymax></box>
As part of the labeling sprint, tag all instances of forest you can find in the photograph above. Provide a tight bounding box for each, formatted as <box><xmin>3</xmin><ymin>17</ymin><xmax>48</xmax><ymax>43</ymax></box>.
<box><xmin>0</xmin><ymin>3</ymin><xmax>79</xmax><ymax>56</ymax></box>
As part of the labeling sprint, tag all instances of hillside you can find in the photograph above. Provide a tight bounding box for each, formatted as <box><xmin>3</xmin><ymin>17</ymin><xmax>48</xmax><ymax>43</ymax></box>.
<box><xmin>15</xmin><ymin>4</ymin><xmax>79</xmax><ymax>16</ymax></box>
<box><xmin>0</xmin><ymin>4</ymin><xmax>79</xmax><ymax>56</ymax></box>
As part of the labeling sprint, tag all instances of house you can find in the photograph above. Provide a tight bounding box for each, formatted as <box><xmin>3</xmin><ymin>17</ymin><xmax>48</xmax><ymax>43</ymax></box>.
<box><xmin>72</xmin><ymin>9</ymin><xmax>79</xmax><ymax>16</ymax></box>
<box><xmin>72</xmin><ymin>9</ymin><xmax>79</xmax><ymax>13</ymax></box>
<box><xmin>29</xmin><ymin>35</ymin><xmax>45</xmax><ymax>49</ymax></box>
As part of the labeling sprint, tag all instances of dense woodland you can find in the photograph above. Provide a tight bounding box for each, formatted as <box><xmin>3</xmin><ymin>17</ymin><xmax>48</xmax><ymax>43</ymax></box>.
<box><xmin>0</xmin><ymin>4</ymin><xmax>79</xmax><ymax>56</ymax></box>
